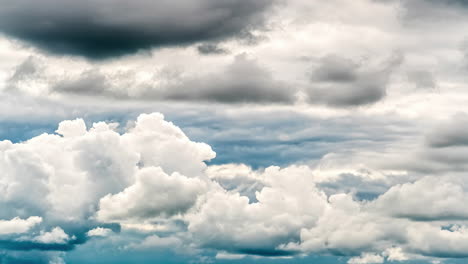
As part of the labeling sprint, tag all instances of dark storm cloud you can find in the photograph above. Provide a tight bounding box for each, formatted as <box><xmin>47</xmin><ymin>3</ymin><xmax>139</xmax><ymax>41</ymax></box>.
<box><xmin>306</xmin><ymin>53</ymin><xmax>403</xmax><ymax>107</ymax></box>
<box><xmin>0</xmin><ymin>0</ymin><xmax>275</xmax><ymax>59</ymax></box>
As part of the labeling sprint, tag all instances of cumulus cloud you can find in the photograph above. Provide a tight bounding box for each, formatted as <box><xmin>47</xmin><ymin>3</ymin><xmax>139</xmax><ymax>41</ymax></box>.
<box><xmin>33</xmin><ymin>227</ymin><xmax>71</xmax><ymax>244</ymax></box>
<box><xmin>0</xmin><ymin>216</ymin><xmax>42</xmax><ymax>235</ymax></box>
<box><xmin>0</xmin><ymin>112</ymin><xmax>214</xmax><ymax>261</ymax></box>
<box><xmin>373</xmin><ymin>176</ymin><xmax>468</xmax><ymax>220</ymax></box>
<box><xmin>3</xmin><ymin>113</ymin><xmax>468</xmax><ymax>263</ymax></box>
<box><xmin>86</xmin><ymin>227</ymin><xmax>113</xmax><ymax>237</ymax></box>
<box><xmin>97</xmin><ymin>167</ymin><xmax>208</xmax><ymax>222</ymax></box>
<box><xmin>348</xmin><ymin>253</ymin><xmax>384</xmax><ymax>264</ymax></box>
<box><xmin>0</xmin><ymin>0</ymin><xmax>275</xmax><ymax>59</ymax></box>
<box><xmin>186</xmin><ymin>166</ymin><xmax>328</xmax><ymax>256</ymax></box>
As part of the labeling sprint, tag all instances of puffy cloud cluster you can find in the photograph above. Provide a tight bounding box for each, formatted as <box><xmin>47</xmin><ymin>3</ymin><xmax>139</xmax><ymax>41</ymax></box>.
<box><xmin>0</xmin><ymin>113</ymin><xmax>214</xmax><ymax>262</ymax></box>
<box><xmin>0</xmin><ymin>111</ymin><xmax>468</xmax><ymax>263</ymax></box>
<box><xmin>0</xmin><ymin>114</ymin><xmax>468</xmax><ymax>263</ymax></box>
<box><xmin>2</xmin><ymin>113</ymin><xmax>468</xmax><ymax>263</ymax></box>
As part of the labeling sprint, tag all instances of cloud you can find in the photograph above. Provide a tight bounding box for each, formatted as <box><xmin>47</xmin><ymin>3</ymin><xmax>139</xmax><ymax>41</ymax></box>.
<box><xmin>12</xmin><ymin>54</ymin><xmax>296</xmax><ymax>104</ymax></box>
<box><xmin>197</xmin><ymin>43</ymin><xmax>229</xmax><ymax>55</ymax></box>
<box><xmin>407</xmin><ymin>70</ymin><xmax>437</xmax><ymax>90</ymax></box>
<box><xmin>426</xmin><ymin>113</ymin><xmax>468</xmax><ymax>148</ymax></box>
<box><xmin>160</xmin><ymin>54</ymin><xmax>296</xmax><ymax>103</ymax></box>
<box><xmin>373</xmin><ymin>176</ymin><xmax>468</xmax><ymax>221</ymax></box>
<box><xmin>186</xmin><ymin>165</ymin><xmax>328</xmax><ymax>256</ymax></box>
<box><xmin>0</xmin><ymin>217</ymin><xmax>42</xmax><ymax>235</ymax></box>
<box><xmin>0</xmin><ymin>0</ymin><xmax>275</xmax><ymax>59</ymax></box>
<box><xmin>86</xmin><ymin>227</ymin><xmax>113</xmax><ymax>237</ymax></box>
<box><xmin>97</xmin><ymin>167</ymin><xmax>208</xmax><ymax>222</ymax></box>
<box><xmin>348</xmin><ymin>253</ymin><xmax>384</xmax><ymax>264</ymax></box>
<box><xmin>0</xmin><ymin>112</ymin><xmax>214</xmax><ymax>261</ymax></box>
<box><xmin>4</xmin><ymin>112</ymin><xmax>468</xmax><ymax>263</ymax></box>
<box><xmin>33</xmin><ymin>227</ymin><xmax>71</xmax><ymax>244</ymax></box>
<box><xmin>306</xmin><ymin>53</ymin><xmax>403</xmax><ymax>107</ymax></box>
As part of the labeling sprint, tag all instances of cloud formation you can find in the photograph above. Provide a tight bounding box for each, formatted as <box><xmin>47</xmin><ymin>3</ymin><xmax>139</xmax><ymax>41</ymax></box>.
<box><xmin>9</xmin><ymin>55</ymin><xmax>297</xmax><ymax>104</ymax></box>
<box><xmin>2</xmin><ymin>113</ymin><xmax>468</xmax><ymax>263</ymax></box>
<box><xmin>306</xmin><ymin>53</ymin><xmax>403</xmax><ymax>107</ymax></box>
<box><xmin>0</xmin><ymin>0</ymin><xmax>275</xmax><ymax>59</ymax></box>
<box><xmin>3</xmin><ymin>0</ymin><xmax>468</xmax><ymax>263</ymax></box>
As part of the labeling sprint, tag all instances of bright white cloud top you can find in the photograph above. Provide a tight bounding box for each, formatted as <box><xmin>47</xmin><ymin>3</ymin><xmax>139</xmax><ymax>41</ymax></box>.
<box><xmin>0</xmin><ymin>113</ymin><xmax>467</xmax><ymax>263</ymax></box>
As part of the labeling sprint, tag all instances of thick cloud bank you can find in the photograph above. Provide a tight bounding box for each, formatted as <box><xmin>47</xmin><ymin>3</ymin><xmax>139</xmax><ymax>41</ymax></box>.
<box><xmin>2</xmin><ymin>113</ymin><xmax>468</xmax><ymax>263</ymax></box>
<box><xmin>0</xmin><ymin>0</ymin><xmax>274</xmax><ymax>58</ymax></box>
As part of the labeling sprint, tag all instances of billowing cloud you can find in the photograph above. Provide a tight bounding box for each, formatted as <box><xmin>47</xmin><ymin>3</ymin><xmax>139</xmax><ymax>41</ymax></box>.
<box><xmin>97</xmin><ymin>167</ymin><xmax>208</xmax><ymax>222</ymax></box>
<box><xmin>0</xmin><ymin>113</ymin><xmax>214</xmax><ymax>261</ymax></box>
<box><xmin>2</xmin><ymin>113</ymin><xmax>468</xmax><ymax>263</ymax></box>
<box><xmin>33</xmin><ymin>227</ymin><xmax>71</xmax><ymax>244</ymax></box>
<box><xmin>0</xmin><ymin>0</ymin><xmax>275</xmax><ymax>59</ymax></box>
<box><xmin>373</xmin><ymin>176</ymin><xmax>468</xmax><ymax>221</ymax></box>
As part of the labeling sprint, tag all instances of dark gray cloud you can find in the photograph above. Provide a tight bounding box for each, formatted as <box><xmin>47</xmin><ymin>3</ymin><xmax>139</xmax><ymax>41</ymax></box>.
<box><xmin>0</xmin><ymin>0</ymin><xmax>275</xmax><ymax>59</ymax></box>
<box><xmin>306</xmin><ymin>53</ymin><xmax>403</xmax><ymax>107</ymax></box>
<box><xmin>8</xmin><ymin>56</ymin><xmax>40</xmax><ymax>83</ymax></box>
<box><xmin>5</xmin><ymin>56</ymin><xmax>43</xmax><ymax>92</ymax></box>
<box><xmin>160</xmin><ymin>54</ymin><xmax>296</xmax><ymax>103</ymax></box>
<box><xmin>49</xmin><ymin>54</ymin><xmax>296</xmax><ymax>104</ymax></box>
<box><xmin>376</xmin><ymin>0</ymin><xmax>468</xmax><ymax>22</ymax></box>
<box><xmin>426</xmin><ymin>113</ymin><xmax>468</xmax><ymax>148</ymax></box>
<box><xmin>197</xmin><ymin>43</ymin><xmax>229</xmax><ymax>55</ymax></box>
<box><xmin>52</xmin><ymin>69</ymin><xmax>111</xmax><ymax>96</ymax></box>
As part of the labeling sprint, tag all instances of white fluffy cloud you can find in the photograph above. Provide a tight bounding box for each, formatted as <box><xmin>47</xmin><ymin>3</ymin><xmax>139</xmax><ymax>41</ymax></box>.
<box><xmin>348</xmin><ymin>253</ymin><xmax>384</xmax><ymax>264</ymax></box>
<box><xmin>0</xmin><ymin>216</ymin><xmax>42</xmax><ymax>235</ymax></box>
<box><xmin>33</xmin><ymin>227</ymin><xmax>71</xmax><ymax>244</ymax></box>
<box><xmin>2</xmin><ymin>112</ymin><xmax>468</xmax><ymax>263</ymax></box>
<box><xmin>86</xmin><ymin>227</ymin><xmax>113</xmax><ymax>237</ymax></box>
<box><xmin>97</xmin><ymin>167</ymin><xmax>208</xmax><ymax>222</ymax></box>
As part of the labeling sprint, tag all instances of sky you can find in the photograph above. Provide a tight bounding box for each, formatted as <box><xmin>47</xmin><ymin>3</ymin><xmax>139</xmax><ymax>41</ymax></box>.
<box><xmin>2</xmin><ymin>0</ymin><xmax>468</xmax><ymax>263</ymax></box>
